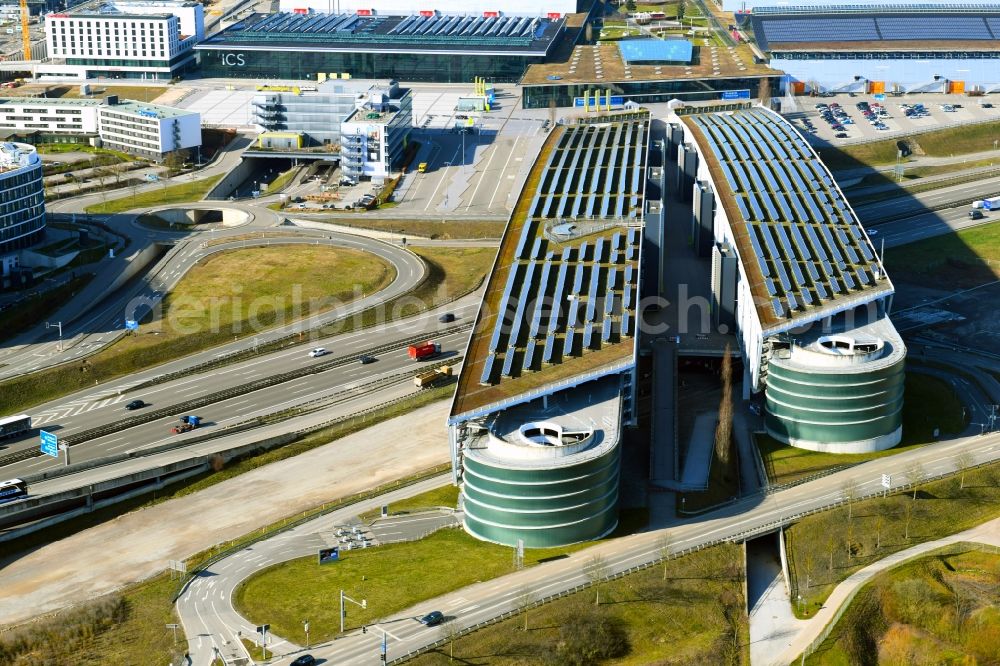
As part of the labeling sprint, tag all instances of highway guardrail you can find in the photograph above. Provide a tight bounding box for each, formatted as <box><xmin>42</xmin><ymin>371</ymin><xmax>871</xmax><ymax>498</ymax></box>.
<box><xmin>0</xmin><ymin>327</ymin><xmax>470</xmax><ymax>470</ymax></box>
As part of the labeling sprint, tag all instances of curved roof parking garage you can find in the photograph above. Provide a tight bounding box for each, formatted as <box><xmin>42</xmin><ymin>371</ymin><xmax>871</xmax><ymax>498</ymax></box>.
<box><xmin>675</xmin><ymin>104</ymin><xmax>906</xmax><ymax>453</ymax></box>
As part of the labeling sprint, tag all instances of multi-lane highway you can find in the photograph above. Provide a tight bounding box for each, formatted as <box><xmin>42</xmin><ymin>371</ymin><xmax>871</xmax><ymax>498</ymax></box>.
<box><xmin>176</xmin><ymin>430</ymin><xmax>1000</xmax><ymax>666</ymax></box>
<box><xmin>0</xmin><ymin>295</ymin><xmax>479</xmax><ymax>479</ymax></box>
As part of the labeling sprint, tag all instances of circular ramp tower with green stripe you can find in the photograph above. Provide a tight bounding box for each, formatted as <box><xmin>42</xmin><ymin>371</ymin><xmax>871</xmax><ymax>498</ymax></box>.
<box><xmin>460</xmin><ymin>377</ymin><xmax>623</xmax><ymax>548</ymax></box>
<box><xmin>765</xmin><ymin>321</ymin><xmax>906</xmax><ymax>454</ymax></box>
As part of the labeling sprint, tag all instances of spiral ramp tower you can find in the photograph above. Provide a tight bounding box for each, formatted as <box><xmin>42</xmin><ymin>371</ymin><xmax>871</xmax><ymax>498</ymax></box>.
<box><xmin>448</xmin><ymin>109</ymin><xmax>650</xmax><ymax>548</ymax></box>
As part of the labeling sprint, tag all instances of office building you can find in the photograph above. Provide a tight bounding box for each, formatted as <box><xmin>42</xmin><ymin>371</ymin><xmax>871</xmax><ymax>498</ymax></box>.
<box><xmin>0</xmin><ymin>142</ymin><xmax>45</xmax><ymax>276</ymax></box>
<box><xmin>38</xmin><ymin>0</ymin><xmax>203</xmax><ymax>80</ymax></box>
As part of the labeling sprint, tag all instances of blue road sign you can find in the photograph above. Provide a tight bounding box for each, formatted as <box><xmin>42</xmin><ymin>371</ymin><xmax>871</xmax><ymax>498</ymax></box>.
<box><xmin>125</xmin><ymin>320</ymin><xmax>139</xmax><ymax>330</ymax></box>
<box><xmin>318</xmin><ymin>547</ymin><xmax>340</xmax><ymax>564</ymax></box>
<box><xmin>40</xmin><ymin>430</ymin><xmax>58</xmax><ymax>458</ymax></box>
<box><xmin>721</xmin><ymin>90</ymin><xmax>751</xmax><ymax>100</ymax></box>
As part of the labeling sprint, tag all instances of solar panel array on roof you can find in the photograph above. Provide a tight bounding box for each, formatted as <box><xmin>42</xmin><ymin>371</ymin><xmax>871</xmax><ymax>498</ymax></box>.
<box><xmin>476</xmin><ymin>118</ymin><xmax>645</xmax><ymax>386</ymax></box>
<box><xmin>752</xmin><ymin>11</ymin><xmax>1000</xmax><ymax>50</ymax></box>
<box><xmin>687</xmin><ymin>108</ymin><xmax>888</xmax><ymax>326</ymax></box>
<box><xmin>214</xmin><ymin>11</ymin><xmax>553</xmax><ymax>48</ymax></box>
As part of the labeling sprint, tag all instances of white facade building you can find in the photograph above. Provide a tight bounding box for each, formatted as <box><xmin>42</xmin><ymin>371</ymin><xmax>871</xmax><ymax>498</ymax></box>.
<box><xmin>339</xmin><ymin>81</ymin><xmax>412</xmax><ymax>180</ymax></box>
<box><xmin>0</xmin><ymin>96</ymin><xmax>201</xmax><ymax>160</ymax></box>
<box><xmin>38</xmin><ymin>0</ymin><xmax>203</xmax><ymax>81</ymax></box>
<box><xmin>277</xmin><ymin>0</ymin><xmax>578</xmax><ymax>17</ymax></box>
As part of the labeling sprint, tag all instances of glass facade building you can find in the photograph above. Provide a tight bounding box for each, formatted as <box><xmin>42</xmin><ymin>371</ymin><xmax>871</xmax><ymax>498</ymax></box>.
<box><xmin>198</xmin><ymin>49</ymin><xmax>544</xmax><ymax>83</ymax></box>
<box><xmin>0</xmin><ymin>143</ymin><xmax>46</xmax><ymax>256</ymax></box>
<box><xmin>521</xmin><ymin>74</ymin><xmax>784</xmax><ymax>108</ymax></box>
<box><xmin>195</xmin><ymin>11</ymin><xmax>562</xmax><ymax>83</ymax></box>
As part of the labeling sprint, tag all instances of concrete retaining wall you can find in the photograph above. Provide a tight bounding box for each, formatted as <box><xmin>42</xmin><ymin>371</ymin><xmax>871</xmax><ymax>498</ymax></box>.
<box><xmin>106</xmin><ymin>242</ymin><xmax>170</xmax><ymax>294</ymax></box>
<box><xmin>205</xmin><ymin>157</ymin><xmax>256</xmax><ymax>200</ymax></box>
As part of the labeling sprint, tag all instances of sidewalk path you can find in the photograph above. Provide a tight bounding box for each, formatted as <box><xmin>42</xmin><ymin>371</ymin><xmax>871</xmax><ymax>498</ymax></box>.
<box><xmin>772</xmin><ymin>516</ymin><xmax>1000</xmax><ymax>665</ymax></box>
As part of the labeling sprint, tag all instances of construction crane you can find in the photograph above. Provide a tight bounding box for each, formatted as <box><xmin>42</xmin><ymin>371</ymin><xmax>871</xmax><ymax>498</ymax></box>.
<box><xmin>19</xmin><ymin>0</ymin><xmax>30</xmax><ymax>61</ymax></box>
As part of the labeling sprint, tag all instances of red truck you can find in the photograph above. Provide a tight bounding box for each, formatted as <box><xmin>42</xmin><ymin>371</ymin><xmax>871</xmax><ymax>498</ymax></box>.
<box><xmin>407</xmin><ymin>341</ymin><xmax>441</xmax><ymax>361</ymax></box>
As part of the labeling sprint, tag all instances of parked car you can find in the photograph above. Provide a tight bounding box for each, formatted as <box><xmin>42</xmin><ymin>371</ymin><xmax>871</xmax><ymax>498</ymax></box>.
<box><xmin>125</xmin><ymin>399</ymin><xmax>146</xmax><ymax>411</ymax></box>
<box><xmin>309</xmin><ymin>347</ymin><xmax>329</xmax><ymax>358</ymax></box>
<box><xmin>418</xmin><ymin>611</ymin><xmax>445</xmax><ymax>626</ymax></box>
<box><xmin>835</xmin><ymin>132</ymin><xmax>849</xmax><ymax>138</ymax></box>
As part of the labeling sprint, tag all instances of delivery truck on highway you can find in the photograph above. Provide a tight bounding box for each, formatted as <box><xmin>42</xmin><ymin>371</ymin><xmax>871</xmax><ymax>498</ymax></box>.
<box><xmin>407</xmin><ymin>341</ymin><xmax>441</xmax><ymax>361</ymax></box>
<box><xmin>413</xmin><ymin>365</ymin><xmax>453</xmax><ymax>388</ymax></box>
<box><xmin>171</xmin><ymin>415</ymin><xmax>201</xmax><ymax>434</ymax></box>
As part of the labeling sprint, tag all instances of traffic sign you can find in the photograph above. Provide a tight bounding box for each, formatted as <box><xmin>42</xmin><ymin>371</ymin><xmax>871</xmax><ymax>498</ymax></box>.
<box><xmin>318</xmin><ymin>547</ymin><xmax>340</xmax><ymax>564</ymax></box>
<box><xmin>125</xmin><ymin>319</ymin><xmax>139</xmax><ymax>331</ymax></box>
<box><xmin>40</xmin><ymin>430</ymin><xmax>58</xmax><ymax>457</ymax></box>
<box><xmin>257</xmin><ymin>624</ymin><xmax>269</xmax><ymax>635</ymax></box>
<box><xmin>881</xmin><ymin>473</ymin><xmax>891</xmax><ymax>489</ymax></box>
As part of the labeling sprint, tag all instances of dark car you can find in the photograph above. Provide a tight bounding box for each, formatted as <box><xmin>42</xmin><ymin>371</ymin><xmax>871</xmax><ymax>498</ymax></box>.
<box><xmin>125</xmin><ymin>399</ymin><xmax>146</xmax><ymax>411</ymax></box>
<box><xmin>418</xmin><ymin>611</ymin><xmax>445</xmax><ymax>626</ymax></box>
<box><xmin>359</xmin><ymin>355</ymin><xmax>376</xmax><ymax>364</ymax></box>
<box><xmin>290</xmin><ymin>655</ymin><xmax>316</xmax><ymax>666</ymax></box>
<box><xmin>438</xmin><ymin>313</ymin><xmax>455</xmax><ymax>323</ymax></box>
<box><xmin>835</xmin><ymin>132</ymin><xmax>849</xmax><ymax>138</ymax></box>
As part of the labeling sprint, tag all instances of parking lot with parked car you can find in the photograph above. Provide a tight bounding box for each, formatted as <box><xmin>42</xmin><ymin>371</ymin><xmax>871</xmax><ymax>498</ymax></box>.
<box><xmin>790</xmin><ymin>93</ymin><xmax>1000</xmax><ymax>145</ymax></box>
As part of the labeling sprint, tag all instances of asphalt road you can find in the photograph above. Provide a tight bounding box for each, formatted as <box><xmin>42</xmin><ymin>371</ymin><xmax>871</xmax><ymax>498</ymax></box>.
<box><xmin>0</xmin><ymin>229</ymin><xmax>425</xmax><ymax>381</ymax></box>
<box><xmin>0</xmin><ymin>297</ymin><xmax>479</xmax><ymax>479</ymax></box>
<box><xmin>176</xmin><ymin>429</ymin><xmax>1000</xmax><ymax>666</ymax></box>
<box><xmin>854</xmin><ymin>175</ymin><xmax>1000</xmax><ymax>224</ymax></box>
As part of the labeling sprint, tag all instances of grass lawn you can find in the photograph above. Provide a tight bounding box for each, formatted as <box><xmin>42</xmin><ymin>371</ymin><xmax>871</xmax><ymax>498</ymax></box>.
<box><xmin>0</xmin><ymin>573</ymin><xmax>182</xmax><ymax>665</ymax></box>
<box><xmin>884</xmin><ymin>219</ymin><xmax>1000</xmax><ymax>289</ymax></box>
<box><xmin>0</xmin><ymin>274</ymin><xmax>94</xmax><ymax>344</ymax></box>
<box><xmin>408</xmin><ymin>543</ymin><xmax>748</xmax><ymax>666</ymax></box>
<box><xmin>785</xmin><ymin>461</ymin><xmax>1000</xmax><ymax>619</ymax></box>
<box><xmin>819</xmin><ymin>120</ymin><xmax>1000</xmax><ymax>171</ymax></box>
<box><xmin>756</xmin><ymin>373</ymin><xmax>966</xmax><ymax>487</ymax></box>
<box><xmin>0</xmin><ymin>245</ymin><xmax>392</xmax><ymax>415</ymax></box>
<box><xmin>319</xmin><ymin>217</ymin><xmax>507</xmax><ymax>240</ymax></box>
<box><xmin>265</xmin><ymin>166</ymin><xmax>299</xmax><ymax>193</ymax></box>
<box><xmin>802</xmin><ymin>545</ymin><xmax>1000</xmax><ymax>665</ymax></box>
<box><xmin>85</xmin><ymin>174</ymin><xmax>223</xmax><ymax>214</ymax></box>
<box><xmin>36</xmin><ymin>143</ymin><xmax>136</xmax><ymax>162</ymax></box>
<box><xmin>359</xmin><ymin>484</ymin><xmax>459</xmax><ymax>522</ymax></box>
<box><xmin>235</xmin><ymin>528</ymin><xmax>598</xmax><ymax>645</ymax></box>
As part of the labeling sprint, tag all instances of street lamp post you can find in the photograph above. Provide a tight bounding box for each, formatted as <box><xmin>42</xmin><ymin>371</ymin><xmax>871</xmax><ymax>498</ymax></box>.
<box><xmin>303</xmin><ymin>620</ymin><xmax>310</xmax><ymax>649</ymax></box>
<box><xmin>340</xmin><ymin>590</ymin><xmax>367</xmax><ymax>633</ymax></box>
<box><xmin>46</xmin><ymin>321</ymin><xmax>63</xmax><ymax>352</ymax></box>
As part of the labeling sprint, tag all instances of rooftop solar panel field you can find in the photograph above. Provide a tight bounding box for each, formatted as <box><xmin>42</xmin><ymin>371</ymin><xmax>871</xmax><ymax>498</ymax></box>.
<box><xmin>199</xmin><ymin>11</ymin><xmax>563</xmax><ymax>53</ymax></box>
<box><xmin>681</xmin><ymin>107</ymin><xmax>892</xmax><ymax>333</ymax></box>
<box><xmin>752</xmin><ymin>8</ymin><xmax>1000</xmax><ymax>51</ymax></box>
<box><xmin>451</xmin><ymin>115</ymin><xmax>648</xmax><ymax>420</ymax></box>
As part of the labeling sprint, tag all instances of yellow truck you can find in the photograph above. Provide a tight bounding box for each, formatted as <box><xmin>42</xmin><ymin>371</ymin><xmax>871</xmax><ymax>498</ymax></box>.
<box><xmin>413</xmin><ymin>365</ymin><xmax>453</xmax><ymax>388</ymax></box>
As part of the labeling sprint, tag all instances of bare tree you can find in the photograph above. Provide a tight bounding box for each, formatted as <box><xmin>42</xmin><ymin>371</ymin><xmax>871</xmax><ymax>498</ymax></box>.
<box><xmin>956</xmin><ymin>450</ymin><xmax>975</xmax><ymax>489</ymax></box>
<box><xmin>906</xmin><ymin>461</ymin><xmax>926</xmax><ymax>500</ymax></box>
<box><xmin>515</xmin><ymin>586</ymin><xmax>535</xmax><ymax>632</ymax></box>
<box><xmin>826</xmin><ymin>532</ymin><xmax>836</xmax><ymax>571</ymax></box>
<box><xmin>438</xmin><ymin>621</ymin><xmax>460</xmax><ymax>662</ymax></box>
<box><xmin>841</xmin><ymin>478</ymin><xmax>859</xmax><ymax>519</ymax></box>
<box><xmin>657</xmin><ymin>534</ymin><xmax>673</xmax><ymax>581</ymax></box>
<box><xmin>583</xmin><ymin>555</ymin><xmax>611</xmax><ymax>606</ymax></box>
<box><xmin>714</xmin><ymin>346</ymin><xmax>734</xmax><ymax>467</ymax></box>
<box><xmin>758</xmin><ymin>76</ymin><xmax>772</xmax><ymax>107</ymax></box>
<box><xmin>903</xmin><ymin>501</ymin><xmax>915</xmax><ymax>540</ymax></box>
<box><xmin>874</xmin><ymin>511</ymin><xmax>885</xmax><ymax>551</ymax></box>
<box><xmin>802</xmin><ymin>552</ymin><xmax>814</xmax><ymax>591</ymax></box>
